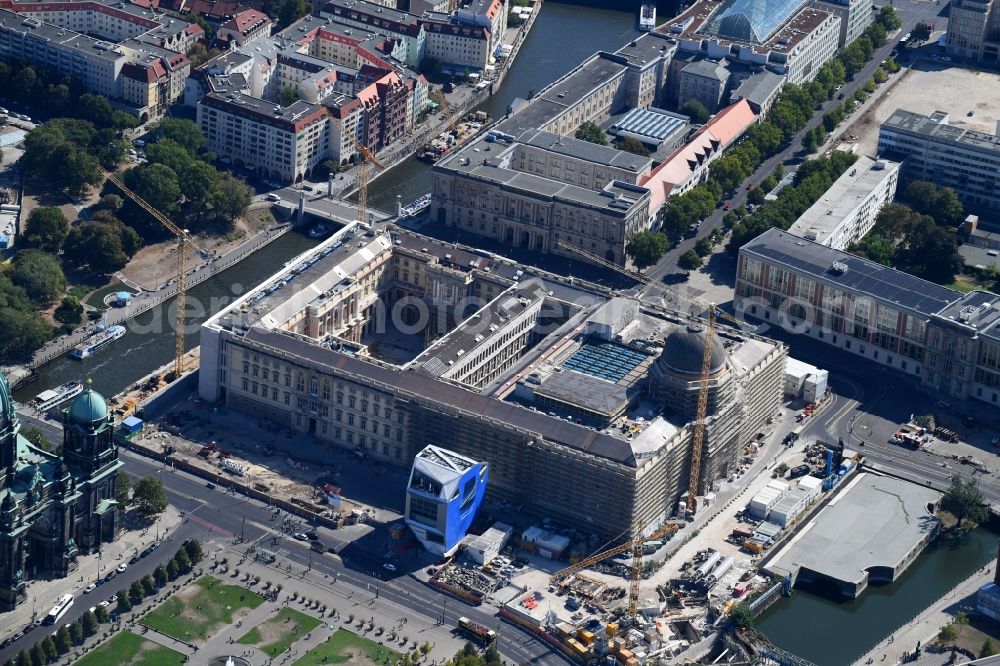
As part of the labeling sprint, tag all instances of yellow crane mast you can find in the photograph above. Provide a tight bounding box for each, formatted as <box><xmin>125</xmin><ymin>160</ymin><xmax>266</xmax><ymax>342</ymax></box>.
<box><xmin>555</xmin><ymin>241</ymin><xmax>745</xmax><ymax>519</ymax></box>
<box><xmin>100</xmin><ymin>167</ymin><xmax>206</xmax><ymax>379</ymax></box>
<box><xmin>549</xmin><ymin>522</ymin><xmax>679</xmax><ymax>620</ymax></box>
<box><xmin>330</xmin><ymin>117</ymin><xmax>384</xmax><ymax>226</ymax></box>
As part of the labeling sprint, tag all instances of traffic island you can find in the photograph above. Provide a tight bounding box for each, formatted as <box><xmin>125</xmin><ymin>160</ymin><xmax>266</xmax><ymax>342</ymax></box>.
<box><xmin>141</xmin><ymin>576</ymin><xmax>265</xmax><ymax>645</ymax></box>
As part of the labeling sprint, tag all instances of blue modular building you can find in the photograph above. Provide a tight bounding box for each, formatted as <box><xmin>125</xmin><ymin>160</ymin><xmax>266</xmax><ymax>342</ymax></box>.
<box><xmin>404</xmin><ymin>445</ymin><xmax>488</xmax><ymax>556</ymax></box>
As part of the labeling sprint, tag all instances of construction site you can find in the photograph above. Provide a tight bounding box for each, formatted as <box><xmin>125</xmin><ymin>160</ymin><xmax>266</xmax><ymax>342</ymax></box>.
<box><xmin>55</xmin><ymin>154</ymin><xmax>958</xmax><ymax>664</ymax></box>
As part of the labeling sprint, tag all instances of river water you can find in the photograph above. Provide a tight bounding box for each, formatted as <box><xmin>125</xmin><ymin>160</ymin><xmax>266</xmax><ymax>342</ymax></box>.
<box><xmin>757</xmin><ymin>527</ymin><xmax>1000</xmax><ymax>665</ymax></box>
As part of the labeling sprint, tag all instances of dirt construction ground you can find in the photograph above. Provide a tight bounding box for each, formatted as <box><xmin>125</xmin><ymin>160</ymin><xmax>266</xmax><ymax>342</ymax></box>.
<box><xmin>850</xmin><ymin>61</ymin><xmax>1000</xmax><ymax>157</ymax></box>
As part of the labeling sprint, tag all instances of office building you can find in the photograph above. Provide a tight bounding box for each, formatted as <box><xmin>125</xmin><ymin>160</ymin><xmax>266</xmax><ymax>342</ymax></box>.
<box><xmin>878</xmin><ymin>109</ymin><xmax>1000</xmax><ymax>213</ymax></box>
<box><xmin>947</xmin><ymin>0</ymin><xmax>1000</xmax><ymax>63</ymax></box>
<box><xmin>0</xmin><ymin>376</ymin><xmax>123</xmax><ymax>611</ymax></box>
<box><xmin>736</xmin><ymin>227</ymin><xmax>1000</xmax><ymax>405</ymax></box>
<box><xmin>787</xmin><ymin>156</ymin><xmax>900</xmax><ymax>250</ymax></box>
<box><xmin>198</xmin><ymin>223</ymin><xmax>787</xmax><ymax>539</ymax></box>
<box><xmin>677</xmin><ymin>59</ymin><xmax>731</xmax><ymax>112</ymax></box>
<box><xmin>405</xmin><ymin>445</ymin><xmax>488</xmax><ymax>556</ymax></box>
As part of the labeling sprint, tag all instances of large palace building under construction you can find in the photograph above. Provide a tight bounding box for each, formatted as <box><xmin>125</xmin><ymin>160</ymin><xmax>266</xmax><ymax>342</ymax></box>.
<box><xmin>198</xmin><ymin>222</ymin><xmax>787</xmax><ymax>538</ymax></box>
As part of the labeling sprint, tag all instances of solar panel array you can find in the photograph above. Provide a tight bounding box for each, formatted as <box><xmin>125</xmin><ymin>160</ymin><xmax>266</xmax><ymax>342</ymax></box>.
<box><xmin>564</xmin><ymin>341</ymin><xmax>647</xmax><ymax>383</ymax></box>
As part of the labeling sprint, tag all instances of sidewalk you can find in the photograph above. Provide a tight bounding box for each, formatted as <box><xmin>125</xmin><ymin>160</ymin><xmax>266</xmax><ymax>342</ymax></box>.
<box><xmin>852</xmin><ymin>565</ymin><xmax>993</xmax><ymax>666</ymax></box>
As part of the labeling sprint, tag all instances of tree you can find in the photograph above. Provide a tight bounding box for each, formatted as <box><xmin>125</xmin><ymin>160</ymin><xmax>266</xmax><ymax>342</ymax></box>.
<box><xmin>141</xmin><ymin>574</ymin><xmax>157</xmax><ymax>596</ymax></box>
<box><xmin>776</xmin><ymin>462</ymin><xmax>789</xmax><ymax>476</ymax></box>
<box><xmin>20</xmin><ymin>428</ymin><xmax>52</xmax><ymax>451</ymax></box>
<box><xmin>180</xmin><ymin>160</ymin><xmax>221</xmax><ymax>210</ymax></box>
<box><xmin>617</xmin><ymin>136</ymin><xmax>650</xmax><ymax>157</ymax></box>
<box><xmin>94</xmin><ymin>194</ymin><xmax>124</xmax><ymax>212</ymax></box>
<box><xmin>278</xmin><ymin>0</ymin><xmax>311</xmax><ymax>28</ymax></box>
<box><xmin>174</xmin><ymin>548</ymin><xmax>192</xmax><ymax>573</ymax></box>
<box><xmin>695</xmin><ymin>236</ymin><xmax>713</xmax><ymax>258</ymax></box>
<box><xmin>54</xmin><ymin>295</ymin><xmax>83</xmax><ymax>326</ymax></box>
<box><xmin>852</xmin><ymin>234</ymin><xmax>894</xmax><ymax>266</ymax></box>
<box><xmin>15</xmin><ymin>650</ymin><xmax>28</xmax><ymax>666</ymax></box>
<box><xmin>145</xmin><ymin>138</ymin><xmax>195</xmax><ymax>176</ymax></box>
<box><xmin>54</xmin><ymin>627</ymin><xmax>70</xmax><ymax>654</ymax></box>
<box><xmin>28</xmin><ymin>645</ymin><xmax>43</xmax><ymax>666</ymax></box>
<box><xmin>133</xmin><ymin>476</ymin><xmax>168</xmax><ymax>517</ymax></box>
<box><xmin>938</xmin><ymin>623</ymin><xmax>958</xmax><ymax>645</ymax></box>
<box><xmin>21</xmin><ymin>207</ymin><xmax>68</xmax><ymax>253</ymax></box>
<box><xmin>81</xmin><ymin>609</ymin><xmax>98</xmax><ymax>636</ymax></box>
<box><xmin>115</xmin><ymin>471</ymin><xmax>131</xmax><ymax>506</ymax></box>
<box><xmin>129</xmin><ymin>580</ymin><xmax>145</xmax><ymax>605</ymax></box>
<box><xmin>678</xmin><ymin>249</ymin><xmax>702</xmax><ymax>270</ymax></box>
<box><xmin>69</xmin><ymin>620</ymin><xmax>83</xmax><ymax>645</ymax></box>
<box><xmin>876</xmin><ymin>5</ymin><xmax>901</xmax><ymax>31</ymax></box>
<box><xmin>211</xmin><ymin>174</ymin><xmax>253</xmax><ymax>223</ymax></box>
<box><xmin>625</xmin><ymin>231</ymin><xmax>668</xmax><ymax>270</ymax></box>
<box><xmin>63</xmin><ymin>217</ymin><xmax>143</xmax><ymax>274</ymax></box>
<box><xmin>94</xmin><ymin>604</ymin><xmax>109</xmax><ymax>624</ymax></box>
<box><xmin>9</xmin><ymin>250</ymin><xmax>67</xmax><ymax>305</ymax></box>
<box><xmin>183</xmin><ymin>538</ymin><xmax>204</xmax><ymax>564</ymax></box>
<box><xmin>0</xmin><ymin>308</ymin><xmax>51</xmax><ymax>360</ymax></box>
<box><xmin>153</xmin><ymin>118</ymin><xmax>206</xmax><ymax>157</ymax></box>
<box><xmin>681</xmin><ymin>99</ymin><xmax>711</xmax><ymax>124</ymax></box>
<box><xmin>574</xmin><ymin>121</ymin><xmax>607</xmax><ymax>146</ymax></box>
<box><xmin>896</xmin><ymin>217</ymin><xmax>963</xmax><ymax>284</ymax></box>
<box><xmin>940</xmin><ymin>475</ymin><xmax>989</xmax><ymax>528</ymax></box>
<box><xmin>166</xmin><ymin>559</ymin><xmax>179</xmax><ymax>581</ymax></box>
<box><xmin>123</xmin><ymin>163</ymin><xmax>181</xmax><ymax>219</ymax></box>
<box><xmin>730</xmin><ymin>603</ymin><xmax>755</xmax><ymax>630</ymax></box>
<box><xmin>40</xmin><ymin>637</ymin><xmax>56</xmax><ymax>663</ymax></box>
<box><xmin>981</xmin><ymin>638</ymin><xmax>997</xmax><ymax>658</ymax></box>
<box><xmin>280</xmin><ymin>85</ymin><xmax>299</xmax><ymax>107</ymax></box>
<box><xmin>116</xmin><ymin>590</ymin><xmax>131</xmax><ymax>612</ymax></box>
<box><xmin>78</xmin><ymin>94</ymin><xmax>115</xmax><ymax>128</ymax></box>
<box><xmin>154</xmin><ymin>564</ymin><xmax>169</xmax><ymax>589</ymax></box>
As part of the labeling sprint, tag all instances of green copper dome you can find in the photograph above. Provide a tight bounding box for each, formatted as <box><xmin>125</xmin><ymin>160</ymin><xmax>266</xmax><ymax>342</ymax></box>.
<box><xmin>66</xmin><ymin>382</ymin><xmax>108</xmax><ymax>424</ymax></box>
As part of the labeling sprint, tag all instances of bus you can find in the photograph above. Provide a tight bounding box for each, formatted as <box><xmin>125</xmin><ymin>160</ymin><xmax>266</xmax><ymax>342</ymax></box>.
<box><xmin>44</xmin><ymin>594</ymin><xmax>74</xmax><ymax>625</ymax></box>
<box><xmin>458</xmin><ymin>617</ymin><xmax>496</xmax><ymax>644</ymax></box>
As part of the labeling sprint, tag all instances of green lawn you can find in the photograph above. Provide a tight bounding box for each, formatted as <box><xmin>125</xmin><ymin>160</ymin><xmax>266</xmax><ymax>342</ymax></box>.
<box><xmin>73</xmin><ymin>631</ymin><xmax>185</xmax><ymax>666</ymax></box>
<box><xmin>141</xmin><ymin>576</ymin><xmax>264</xmax><ymax>644</ymax></box>
<box><xmin>81</xmin><ymin>280</ymin><xmax>133</xmax><ymax>309</ymax></box>
<box><xmin>293</xmin><ymin>629</ymin><xmax>402</xmax><ymax>666</ymax></box>
<box><xmin>237</xmin><ymin>607</ymin><xmax>322</xmax><ymax>657</ymax></box>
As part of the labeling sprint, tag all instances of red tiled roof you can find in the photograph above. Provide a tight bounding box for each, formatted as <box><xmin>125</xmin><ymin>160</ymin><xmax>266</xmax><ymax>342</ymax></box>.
<box><xmin>221</xmin><ymin>7</ymin><xmax>268</xmax><ymax>34</ymax></box>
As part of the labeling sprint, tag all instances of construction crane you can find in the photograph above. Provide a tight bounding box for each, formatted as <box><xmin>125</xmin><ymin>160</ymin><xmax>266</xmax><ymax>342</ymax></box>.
<box><xmin>549</xmin><ymin>522</ymin><xmax>679</xmax><ymax>620</ymax></box>
<box><xmin>100</xmin><ymin>167</ymin><xmax>206</xmax><ymax>379</ymax></box>
<box><xmin>431</xmin><ymin>89</ymin><xmax>458</xmax><ymax>135</ymax></box>
<box><xmin>330</xmin><ymin>117</ymin><xmax>384</xmax><ymax>227</ymax></box>
<box><xmin>556</xmin><ymin>242</ymin><xmax>747</xmax><ymax>519</ymax></box>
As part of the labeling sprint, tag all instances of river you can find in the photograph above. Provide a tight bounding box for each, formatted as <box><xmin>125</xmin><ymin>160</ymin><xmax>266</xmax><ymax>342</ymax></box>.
<box><xmin>757</xmin><ymin>527</ymin><xmax>1000</xmax><ymax>665</ymax></box>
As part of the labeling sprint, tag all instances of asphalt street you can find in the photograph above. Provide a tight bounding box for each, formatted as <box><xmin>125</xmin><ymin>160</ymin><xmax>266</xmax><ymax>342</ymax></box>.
<box><xmin>10</xmin><ymin>412</ymin><xmax>567</xmax><ymax>665</ymax></box>
<box><xmin>640</xmin><ymin>0</ymin><xmax>947</xmax><ymax>292</ymax></box>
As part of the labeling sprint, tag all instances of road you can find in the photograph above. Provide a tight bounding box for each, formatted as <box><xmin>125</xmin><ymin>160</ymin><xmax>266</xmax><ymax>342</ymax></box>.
<box><xmin>6</xmin><ymin>412</ymin><xmax>568</xmax><ymax>666</ymax></box>
<box><xmin>762</xmin><ymin>329</ymin><xmax>1000</xmax><ymax>508</ymax></box>
<box><xmin>641</xmin><ymin>0</ymin><xmax>945</xmax><ymax>291</ymax></box>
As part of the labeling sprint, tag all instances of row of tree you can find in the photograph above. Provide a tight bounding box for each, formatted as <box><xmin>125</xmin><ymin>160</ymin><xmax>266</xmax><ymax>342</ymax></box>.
<box><xmin>850</xmin><ymin>181</ymin><xmax>965</xmax><ymax>284</ymax></box>
<box><xmin>724</xmin><ymin>150</ymin><xmax>860</xmax><ymax>252</ymax></box>
<box><xmin>2</xmin><ymin>540</ymin><xmax>203</xmax><ymax>666</ymax></box>
<box><xmin>0</xmin><ymin>60</ymin><xmax>138</xmax><ymax>132</ymax></box>
<box><xmin>115</xmin><ymin>472</ymin><xmax>169</xmax><ymax>519</ymax></box>
<box><xmin>20</xmin><ymin>118</ymin><xmax>130</xmax><ymax>196</ymax></box>
<box><xmin>623</xmin><ymin>7</ymin><xmax>901</xmax><ymax>270</ymax></box>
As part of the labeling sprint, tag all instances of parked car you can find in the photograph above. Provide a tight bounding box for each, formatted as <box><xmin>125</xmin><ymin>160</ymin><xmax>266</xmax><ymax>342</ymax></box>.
<box><xmin>116</xmin><ymin>563</ymin><xmax>128</xmax><ymax>573</ymax></box>
<box><xmin>306</xmin><ymin>530</ymin><xmax>319</xmax><ymax>541</ymax></box>
<box><xmin>293</xmin><ymin>532</ymin><xmax>308</xmax><ymax>541</ymax></box>
<box><xmin>383</xmin><ymin>563</ymin><xmax>397</xmax><ymax>572</ymax></box>
<box><xmin>84</xmin><ymin>582</ymin><xmax>97</xmax><ymax>593</ymax></box>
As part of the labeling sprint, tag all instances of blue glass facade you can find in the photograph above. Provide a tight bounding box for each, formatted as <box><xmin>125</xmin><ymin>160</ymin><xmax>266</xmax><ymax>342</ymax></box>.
<box><xmin>404</xmin><ymin>446</ymin><xmax>489</xmax><ymax>556</ymax></box>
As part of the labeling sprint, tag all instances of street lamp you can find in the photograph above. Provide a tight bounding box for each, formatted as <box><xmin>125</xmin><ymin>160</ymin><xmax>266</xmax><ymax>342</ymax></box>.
<box><xmin>95</xmin><ymin>551</ymin><xmax>102</xmax><ymax>584</ymax></box>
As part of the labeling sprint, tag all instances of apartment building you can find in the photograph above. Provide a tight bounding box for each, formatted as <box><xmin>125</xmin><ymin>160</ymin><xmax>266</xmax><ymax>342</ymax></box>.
<box><xmin>787</xmin><ymin>156</ymin><xmax>900</xmax><ymax>250</ymax></box>
<box><xmin>947</xmin><ymin>0</ymin><xmax>1000</xmax><ymax>63</ymax></box>
<box><xmin>217</xmin><ymin>8</ymin><xmax>272</xmax><ymax>47</ymax></box>
<box><xmin>0</xmin><ymin>0</ymin><xmax>197</xmax><ymax>119</ymax></box>
<box><xmin>736</xmin><ymin>227</ymin><xmax>1000</xmax><ymax>405</ymax></box>
<box><xmin>197</xmin><ymin>93</ymin><xmax>333</xmax><ymax>183</ymax></box>
<box><xmin>878</xmin><ymin>108</ymin><xmax>1000</xmax><ymax>213</ymax></box>
<box><xmin>320</xmin><ymin>0</ymin><xmax>425</xmax><ymax>67</ymax></box>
